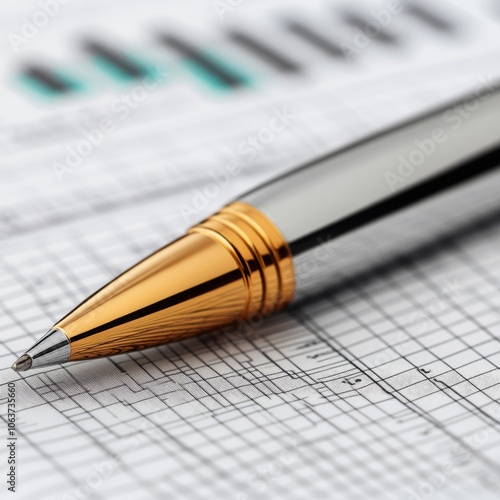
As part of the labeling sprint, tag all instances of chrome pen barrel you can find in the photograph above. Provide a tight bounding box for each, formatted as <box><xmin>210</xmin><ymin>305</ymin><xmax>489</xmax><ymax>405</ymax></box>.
<box><xmin>241</xmin><ymin>83</ymin><xmax>500</xmax><ymax>300</ymax></box>
<box><xmin>291</xmin><ymin>165</ymin><xmax>500</xmax><ymax>300</ymax></box>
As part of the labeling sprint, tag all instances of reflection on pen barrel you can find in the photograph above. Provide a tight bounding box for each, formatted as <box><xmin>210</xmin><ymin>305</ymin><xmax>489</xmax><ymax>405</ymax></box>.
<box><xmin>241</xmin><ymin>84</ymin><xmax>500</xmax><ymax>300</ymax></box>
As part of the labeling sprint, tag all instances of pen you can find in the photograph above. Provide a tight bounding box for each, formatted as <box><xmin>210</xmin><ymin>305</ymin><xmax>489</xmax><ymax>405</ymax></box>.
<box><xmin>12</xmin><ymin>83</ymin><xmax>500</xmax><ymax>372</ymax></box>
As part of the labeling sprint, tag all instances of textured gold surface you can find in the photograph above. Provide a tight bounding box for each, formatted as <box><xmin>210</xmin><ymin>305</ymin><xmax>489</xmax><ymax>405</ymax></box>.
<box><xmin>54</xmin><ymin>202</ymin><xmax>295</xmax><ymax>360</ymax></box>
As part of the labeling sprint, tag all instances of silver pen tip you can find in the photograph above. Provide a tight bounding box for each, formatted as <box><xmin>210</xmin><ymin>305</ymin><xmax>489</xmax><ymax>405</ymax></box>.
<box><xmin>12</xmin><ymin>354</ymin><xmax>33</xmax><ymax>372</ymax></box>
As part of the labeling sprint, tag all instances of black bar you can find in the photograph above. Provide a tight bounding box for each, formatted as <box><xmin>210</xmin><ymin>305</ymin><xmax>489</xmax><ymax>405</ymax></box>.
<box><xmin>291</xmin><ymin>145</ymin><xmax>500</xmax><ymax>255</ymax></box>
<box><xmin>286</xmin><ymin>21</ymin><xmax>344</xmax><ymax>58</ymax></box>
<box><xmin>158</xmin><ymin>34</ymin><xmax>245</xmax><ymax>88</ymax></box>
<box><xmin>342</xmin><ymin>12</ymin><xmax>399</xmax><ymax>45</ymax></box>
<box><xmin>84</xmin><ymin>40</ymin><xmax>145</xmax><ymax>78</ymax></box>
<box><xmin>228</xmin><ymin>31</ymin><xmax>300</xmax><ymax>73</ymax></box>
<box><xmin>23</xmin><ymin>66</ymin><xmax>72</xmax><ymax>93</ymax></box>
<box><xmin>71</xmin><ymin>270</ymin><xmax>242</xmax><ymax>340</ymax></box>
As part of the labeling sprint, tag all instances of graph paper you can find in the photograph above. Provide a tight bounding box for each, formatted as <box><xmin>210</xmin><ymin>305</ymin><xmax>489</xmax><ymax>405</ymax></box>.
<box><xmin>1</xmin><ymin>1</ymin><xmax>500</xmax><ymax>499</ymax></box>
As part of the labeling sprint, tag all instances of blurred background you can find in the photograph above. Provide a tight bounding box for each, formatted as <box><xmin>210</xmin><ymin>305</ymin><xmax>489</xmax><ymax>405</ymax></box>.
<box><xmin>2</xmin><ymin>0</ymin><xmax>500</xmax><ymax>242</ymax></box>
<box><xmin>2</xmin><ymin>2</ymin><xmax>500</xmax><ymax>499</ymax></box>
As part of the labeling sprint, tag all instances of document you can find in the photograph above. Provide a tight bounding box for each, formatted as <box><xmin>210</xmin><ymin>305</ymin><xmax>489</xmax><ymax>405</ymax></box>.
<box><xmin>1</xmin><ymin>1</ymin><xmax>500</xmax><ymax>499</ymax></box>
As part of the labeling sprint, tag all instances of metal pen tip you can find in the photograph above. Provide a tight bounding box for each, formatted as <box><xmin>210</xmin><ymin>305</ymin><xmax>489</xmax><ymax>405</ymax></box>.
<box><xmin>12</xmin><ymin>354</ymin><xmax>33</xmax><ymax>372</ymax></box>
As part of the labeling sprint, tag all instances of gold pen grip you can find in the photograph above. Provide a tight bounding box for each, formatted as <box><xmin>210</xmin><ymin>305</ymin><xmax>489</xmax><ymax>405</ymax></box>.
<box><xmin>54</xmin><ymin>202</ymin><xmax>295</xmax><ymax>360</ymax></box>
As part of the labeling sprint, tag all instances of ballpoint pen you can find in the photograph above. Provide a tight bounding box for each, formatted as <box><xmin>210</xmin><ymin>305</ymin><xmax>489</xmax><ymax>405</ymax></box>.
<box><xmin>12</xmin><ymin>82</ymin><xmax>500</xmax><ymax>372</ymax></box>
